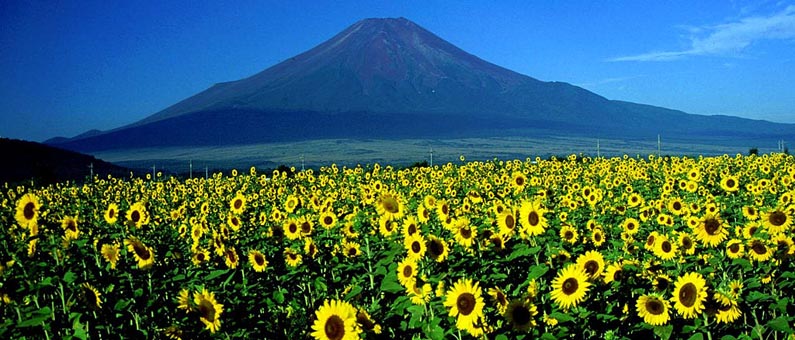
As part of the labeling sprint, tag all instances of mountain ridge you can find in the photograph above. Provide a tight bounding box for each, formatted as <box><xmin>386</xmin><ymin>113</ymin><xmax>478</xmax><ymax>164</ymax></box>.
<box><xmin>47</xmin><ymin>17</ymin><xmax>795</xmax><ymax>152</ymax></box>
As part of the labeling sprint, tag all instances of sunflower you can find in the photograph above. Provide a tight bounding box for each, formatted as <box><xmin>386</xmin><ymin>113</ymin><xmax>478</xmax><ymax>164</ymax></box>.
<box><xmin>622</xmin><ymin>217</ymin><xmax>640</xmax><ymax>235</ymax></box>
<box><xmin>404</xmin><ymin>233</ymin><xmax>426</xmax><ymax>260</ymax></box>
<box><xmin>511</xmin><ymin>171</ymin><xmax>528</xmax><ymax>191</ymax></box>
<box><xmin>627</xmin><ymin>192</ymin><xmax>644</xmax><ymax>208</ymax></box>
<box><xmin>762</xmin><ymin>207</ymin><xmax>791</xmax><ymax>234</ymax></box>
<box><xmin>636</xmin><ymin>294</ymin><xmax>670</xmax><ymax>326</ymax></box>
<box><xmin>725</xmin><ymin>239</ymin><xmax>744</xmax><ymax>259</ymax></box>
<box><xmin>677</xmin><ymin>232</ymin><xmax>696</xmax><ymax>255</ymax></box>
<box><xmin>14</xmin><ymin>193</ymin><xmax>40</xmax><ymax>229</ymax></box>
<box><xmin>443</xmin><ymin>278</ymin><xmax>486</xmax><ymax>337</ymax></box>
<box><xmin>227</xmin><ymin>214</ymin><xmax>241</xmax><ymax>232</ymax></box>
<box><xmin>229</xmin><ymin>193</ymin><xmax>246</xmax><ymax>214</ymax></box>
<box><xmin>248</xmin><ymin>250</ymin><xmax>268</xmax><ymax>272</ymax></box>
<box><xmin>100</xmin><ymin>242</ymin><xmax>120</xmax><ymax>269</ymax></box>
<box><xmin>747</xmin><ymin>238</ymin><xmax>774</xmax><ymax>262</ymax></box>
<box><xmin>602</xmin><ymin>262</ymin><xmax>624</xmax><ymax>284</ymax></box>
<box><xmin>550</xmin><ymin>264</ymin><xmax>591</xmax><ymax>310</ymax></box>
<box><xmin>61</xmin><ymin>215</ymin><xmax>80</xmax><ymax>240</ymax></box>
<box><xmin>356</xmin><ymin>309</ymin><xmax>382</xmax><ymax>334</ymax></box>
<box><xmin>453</xmin><ymin>218</ymin><xmax>476</xmax><ymax>249</ymax></box>
<box><xmin>104</xmin><ymin>203</ymin><xmax>119</xmax><ymax>225</ymax></box>
<box><xmin>519</xmin><ymin>199</ymin><xmax>547</xmax><ymax>237</ymax></box>
<box><xmin>487</xmin><ymin>287</ymin><xmax>509</xmax><ymax>315</ymax></box>
<box><xmin>283</xmin><ymin>218</ymin><xmax>302</xmax><ymax>240</ymax></box>
<box><xmin>505</xmin><ymin>299</ymin><xmax>538</xmax><ymax>331</ymax></box>
<box><xmin>416</xmin><ymin>204</ymin><xmax>430</xmax><ymax>223</ymax></box>
<box><xmin>194</xmin><ymin>288</ymin><xmax>223</xmax><ymax>334</ymax></box>
<box><xmin>177</xmin><ymin>288</ymin><xmax>192</xmax><ymax>312</ymax></box>
<box><xmin>402</xmin><ymin>216</ymin><xmax>420</xmax><ymax>237</ymax></box>
<box><xmin>436</xmin><ymin>200</ymin><xmax>451</xmax><ymax>220</ymax></box>
<box><xmin>192</xmin><ymin>248</ymin><xmax>210</xmax><ymax>266</ymax></box>
<box><xmin>79</xmin><ymin>283</ymin><xmax>102</xmax><ymax>310</ymax></box>
<box><xmin>426</xmin><ymin>235</ymin><xmax>449</xmax><ymax>263</ymax></box>
<box><xmin>670</xmin><ymin>272</ymin><xmax>707</xmax><ymax>319</ymax></box>
<box><xmin>311</xmin><ymin>299</ymin><xmax>361</xmax><ymax>340</ymax></box>
<box><xmin>342</xmin><ymin>241</ymin><xmax>361</xmax><ymax>258</ymax></box>
<box><xmin>397</xmin><ymin>257</ymin><xmax>418</xmax><ymax>288</ymax></box>
<box><xmin>720</xmin><ymin>175</ymin><xmax>740</xmax><ymax>192</ymax></box>
<box><xmin>653</xmin><ymin>274</ymin><xmax>672</xmax><ymax>292</ymax></box>
<box><xmin>728</xmin><ymin>280</ymin><xmax>743</xmax><ymax>299</ymax></box>
<box><xmin>591</xmin><ymin>227</ymin><xmax>606</xmax><ymax>247</ymax></box>
<box><xmin>694</xmin><ymin>213</ymin><xmax>728</xmax><ymax>247</ymax></box>
<box><xmin>714</xmin><ymin>292</ymin><xmax>742</xmax><ymax>324</ymax></box>
<box><xmin>408</xmin><ymin>283</ymin><xmax>432</xmax><ymax>305</ymax></box>
<box><xmin>575</xmin><ymin>250</ymin><xmax>605</xmax><ymax>280</ymax></box>
<box><xmin>742</xmin><ymin>205</ymin><xmax>759</xmax><ymax>221</ymax></box>
<box><xmin>652</xmin><ymin>234</ymin><xmax>678</xmax><ymax>261</ymax></box>
<box><xmin>559</xmin><ymin>225</ymin><xmax>578</xmax><ymax>244</ymax></box>
<box><xmin>126</xmin><ymin>202</ymin><xmax>150</xmax><ymax>228</ymax></box>
<box><xmin>497</xmin><ymin>209</ymin><xmax>517</xmax><ymax>237</ymax></box>
<box><xmin>124</xmin><ymin>237</ymin><xmax>154</xmax><ymax>269</ymax></box>
<box><xmin>375</xmin><ymin>191</ymin><xmax>405</xmax><ymax>221</ymax></box>
<box><xmin>284</xmin><ymin>248</ymin><xmax>303</xmax><ymax>267</ymax></box>
<box><xmin>319</xmin><ymin>211</ymin><xmax>337</xmax><ymax>230</ymax></box>
<box><xmin>284</xmin><ymin>195</ymin><xmax>300</xmax><ymax>213</ymax></box>
<box><xmin>667</xmin><ymin>197</ymin><xmax>687</xmax><ymax>216</ymax></box>
<box><xmin>299</xmin><ymin>216</ymin><xmax>314</xmax><ymax>237</ymax></box>
<box><xmin>304</xmin><ymin>238</ymin><xmax>318</xmax><ymax>259</ymax></box>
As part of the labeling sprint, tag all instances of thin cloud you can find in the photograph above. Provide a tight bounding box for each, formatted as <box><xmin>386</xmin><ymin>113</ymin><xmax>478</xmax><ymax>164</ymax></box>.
<box><xmin>578</xmin><ymin>75</ymin><xmax>643</xmax><ymax>87</ymax></box>
<box><xmin>609</xmin><ymin>5</ymin><xmax>795</xmax><ymax>62</ymax></box>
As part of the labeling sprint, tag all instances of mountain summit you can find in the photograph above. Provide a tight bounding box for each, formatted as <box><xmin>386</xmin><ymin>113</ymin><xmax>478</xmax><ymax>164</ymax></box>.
<box><xmin>49</xmin><ymin>17</ymin><xmax>794</xmax><ymax>152</ymax></box>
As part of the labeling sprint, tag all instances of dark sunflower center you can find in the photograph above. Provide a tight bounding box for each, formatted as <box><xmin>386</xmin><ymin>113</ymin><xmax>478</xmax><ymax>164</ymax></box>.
<box><xmin>255</xmin><ymin>254</ymin><xmax>265</xmax><ymax>266</ymax></box>
<box><xmin>704</xmin><ymin>218</ymin><xmax>721</xmax><ymax>235</ymax></box>
<box><xmin>324</xmin><ymin>216</ymin><xmax>333</xmax><ymax>225</ymax></box>
<box><xmin>382</xmin><ymin>197</ymin><xmax>399</xmax><ymax>214</ymax></box>
<box><xmin>584</xmin><ymin>261</ymin><xmax>599</xmax><ymax>276</ymax></box>
<box><xmin>348</xmin><ymin>247</ymin><xmax>357</xmax><ymax>256</ymax></box>
<box><xmin>645</xmin><ymin>299</ymin><xmax>665</xmax><ymax>315</ymax></box>
<box><xmin>661</xmin><ymin>241</ymin><xmax>672</xmax><ymax>253</ymax></box>
<box><xmin>769</xmin><ymin>211</ymin><xmax>787</xmax><ymax>227</ymax></box>
<box><xmin>655</xmin><ymin>278</ymin><xmax>670</xmax><ymax>291</ymax></box>
<box><xmin>289</xmin><ymin>223</ymin><xmax>298</xmax><ymax>233</ymax></box>
<box><xmin>408</xmin><ymin>224</ymin><xmax>417</xmax><ymax>235</ymax></box>
<box><xmin>647</xmin><ymin>235</ymin><xmax>656</xmax><ymax>246</ymax></box>
<box><xmin>512</xmin><ymin>305</ymin><xmax>532</xmax><ymax>325</ymax></box>
<box><xmin>594</xmin><ymin>232</ymin><xmax>603</xmax><ymax>242</ymax></box>
<box><xmin>66</xmin><ymin>220</ymin><xmax>77</xmax><ymax>232</ymax></box>
<box><xmin>516</xmin><ymin>177</ymin><xmax>525</xmax><ymax>186</ymax></box>
<box><xmin>456</xmin><ymin>293</ymin><xmax>476</xmax><ymax>315</ymax></box>
<box><xmin>108</xmin><ymin>209</ymin><xmax>115</xmax><ymax>219</ymax></box>
<box><xmin>718</xmin><ymin>303</ymin><xmax>732</xmax><ymax>312</ymax></box>
<box><xmin>301</xmin><ymin>222</ymin><xmax>311</xmax><ymax>233</ymax></box>
<box><xmin>562</xmin><ymin>278</ymin><xmax>579</xmax><ymax>295</ymax></box>
<box><xmin>403</xmin><ymin>265</ymin><xmax>413</xmax><ymax>277</ymax></box>
<box><xmin>131</xmin><ymin>211</ymin><xmax>141</xmax><ymax>223</ymax></box>
<box><xmin>497</xmin><ymin>292</ymin><xmax>507</xmax><ymax>305</ymax></box>
<box><xmin>678</xmin><ymin>283</ymin><xmax>697</xmax><ymax>307</ymax></box>
<box><xmin>226</xmin><ymin>250</ymin><xmax>237</xmax><ymax>262</ymax></box>
<box><xmin>726</xmin><ymin>179</ymin><xmax>736</xmax><ymax>188</ymax></box>
<box><xmin>682</xmin><ymin>237</ymin><xmax>693</xmax><ymax>249</ymax></box>
<box><xmin>728</xmin><ymin>243</ymin><xmax>740</xmax><ymax>253</ymax></box>
<box><xmin>528</xmin><ymin>211</ymin><xmax>539</xmax><ymax>226</ymax></box>
<box><xmin>751</xmin><ymin>240</ymin><xmax>767</xmax><ymax>254</ymax></box>
<box><xmin>627</xmin><ymin>222</ymin><xmax>636</xmax><ymax>231</ymax></box>
<box><xmin>22</xmin><ymin>201</ymin><xmax>36</xmax><ymax>220</ymax></box>
<box><xmin>197</xmin><ymin>253</ymin><xmax>205</xmax><ymax>261</ymax></box>
<box><xmin>505</xmin><ymin>215</ymin><xmax>515</xmax><ymax>229</ymax></box>
<box><xmin>231</xmin><ymin>217</ymin><xmax>239</xmax><ymax>226</ymax></box>
<box><xmin>132</xmin><ymin>242</ymin><xmax>151</xmax><ymax>260</ymax></box>
<box><xmin>564</xmin><ymin>231</ymin><xmax>574</xmax><ymax>240</ymax></box>
<box><xmin>747</xmin><ymin>207</ymin><xmax>756</xmax><ymax>215</ymax></box>
<box><xmin>613</xmin><ymin>270</ymin><xmax>623</xmax><ymax>282</ymax></box>
<box><xmin>442</xmin><ymin>204</ymin><xmax>449</xmax><ymax>215</ymax></box>
<box><xmin>460</xmin><ymin>227</ymin><xmax>472</xmax><ymax>239</ymax></box>
<box><xmin>428</xmin><ymin>240</ymin><xmax>443</xmax><ymax>256</ymax></box>
<box><xmin>323</xmin><ymin>315</ymin><xmax>345</xmax><ymax>340</ymax></box>
<box><xmin>234</xmin><ymin>199</ymin><xmax>242</xmax><ymax>210</ymax></box>
<box><xmin>198</xmin><ymin>299</ymin><xmax>216</xmax><ymax>321</ymax></box>
<box><xmin>673</xmin><ymin>202</ymin><xmax>682</xmax><ymax>211</ymax></box>
<box><xmin>422</xmin><ymin>209</ymin><xmax>429</xmax><ymax>219</ymax></box>
<box><xmin>411</xmin><ymin>241</ymin><xmax>421</xmax><ymax>253</ymax></box>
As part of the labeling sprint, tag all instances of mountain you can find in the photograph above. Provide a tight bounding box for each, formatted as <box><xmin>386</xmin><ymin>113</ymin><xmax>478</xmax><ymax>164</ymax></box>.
<box><xmin>0</xmin><ymin>138</ymin><xmax>130</xmax><ymax>185</ymax></box>
<box><xmin>47</xmin><ymin>17</ymin><xmax>794</xmax><ymax>152</ymax></box>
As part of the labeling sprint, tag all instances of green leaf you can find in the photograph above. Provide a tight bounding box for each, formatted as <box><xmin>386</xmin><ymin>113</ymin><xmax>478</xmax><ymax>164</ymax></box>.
<box><xmin>720</xmin><ymin>335</ymin><xmax>738</xmax><ymax>340</ymax></box>
<box><xmin>17</xmin><ymin>307</ymin><xmax>52</xmax><ymax>327</ymax></box>
<box><xmin>314</xmin><ymin>277</ymin><xmax>327</xmax><ymax>292</ymax></box>
<box><xmin>379</xmin><ymin>276</ymin><xmax>404</xmax><ymax>294</ymax></box>
<box><xmin>205</xmin><ymin>269</ymin><xmax>228</xmax><ymax>281</ymax></box>
<box><xmin>747</xmin><ymin>291</ymin><xmax>771</xmax><ymax>303</ymax></box>
<box><xmin>549</xmin><ymin>311</ymin><xmax>574</xmax><ymax>323</ymax></box>
<box><xmin>687</xmin><ymin>333</ymin><xmax>704</xmax><ymax>340</ymax></box>
<box><xmin>767</xmin><ymin>316</ymin><xmax>793</xmax><ymax>333</ymax></box>
<box><xmin>273</xmin><ymin>289</ymin><xmax>285</xmax><ymax>304</ymax></box>
<box><xmin>425</xmin><ymin>324</ymin><xmax>445</xmax><ymax>340</ymax></box>
<box><xmin>540</xmin><ymin>332</ymin><xmax>558</xmax><ymax>340</ymax></box>
<box><xmin>495</xmin><ymin>335</ymin><xmax>509</xmax><ymax>340</ymax></box>
<box><xmin>345</xmin><ymin>285</ymin><xmax>363</xmax><ymax>300</ymax></box>
<box><xmin>113</xmin><ymin>299</ymin><xmax>130</xmax><ymax>311</ymax></box>
<box><xmin>653</xmin><ymin>325</ymin><xmax>673</xmax><ymax>340</ymax></box>
<box><xmin>63</xmin><ymin>271</ymin><xmax>77</xmax><ymax>284</ymax></box>
<box><xmin>527</xmin><ymin>264</ymin><xmax>549</xmax><ymax>280</ymax></box>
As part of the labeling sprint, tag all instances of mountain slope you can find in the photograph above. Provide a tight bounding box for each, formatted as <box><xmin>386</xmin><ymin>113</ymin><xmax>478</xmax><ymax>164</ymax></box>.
<box><xmin>48</xmin><ymin>17</ymin><xmax>795</xmax><ymax>152</ymax></box>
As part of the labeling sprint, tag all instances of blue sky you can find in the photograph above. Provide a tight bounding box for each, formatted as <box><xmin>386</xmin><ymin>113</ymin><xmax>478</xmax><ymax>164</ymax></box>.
<box><xmin>1</xmin><ymin>1</ymin><xmax>794</xmax><ymax>142</ymax></box>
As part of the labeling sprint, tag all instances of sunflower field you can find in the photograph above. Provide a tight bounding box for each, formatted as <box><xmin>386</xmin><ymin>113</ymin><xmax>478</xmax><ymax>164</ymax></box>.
<box><xmin>2</xmin><ymin>153</ymin><xmax>795</xmax><ymax>339</ymax></box>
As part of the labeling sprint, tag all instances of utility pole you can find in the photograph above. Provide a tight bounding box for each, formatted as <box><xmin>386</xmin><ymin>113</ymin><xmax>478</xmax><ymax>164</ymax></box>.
<box><xmin>88</xmin><ymin>162</ymin><xmax>94</xmax><ymax>179</ymax></box>
<box><xmin>597</xmin><ymin>139</ymin><xmax>600</xmax><ymax>158</ymax></box>
<box><xmin>657</xmin><ymin>134</ymin><xmax>661</xmax><ymax>157</ymax></box>
<box><xmin>429</xmin><ymin>147</ymin><xmax>434</xmax><ymax>167</ymax></box>
<box><xmin>301</xmin><ymin>154</ymin><xmax>305</xmax><ymax>172</ymax></box>
<box><xmin>205</xmin><ymin>167</ymin><xmax>209</xmax><ymax>179</ymax></box>
<box><xmin>152</xmin><ymin>165</ymin><xmax>156</xmax><ymax>180</ymax></box>
<box><xmin>189</xmin><ymin>160</ymin><xmax>193</xmax><ymax>179</ymax></box>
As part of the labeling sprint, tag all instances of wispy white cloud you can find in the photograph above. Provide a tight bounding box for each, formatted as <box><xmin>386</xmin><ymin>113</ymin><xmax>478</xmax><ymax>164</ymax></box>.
<box><xmin>577</xmin><ymin>75</ymin><xmax>643</xmax><ymax>87</ymax></box>
<box><xmin>609</xmin><ymin>5</ymin><xmax>795</xmax><ymax>62</ymax></box>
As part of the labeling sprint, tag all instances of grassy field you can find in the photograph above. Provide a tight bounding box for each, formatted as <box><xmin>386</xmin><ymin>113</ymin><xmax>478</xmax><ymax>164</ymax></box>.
<box><xmin>92</xmin><ymin>136</ymin><xmax>781</xmax><ymax>174</ymax></box>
